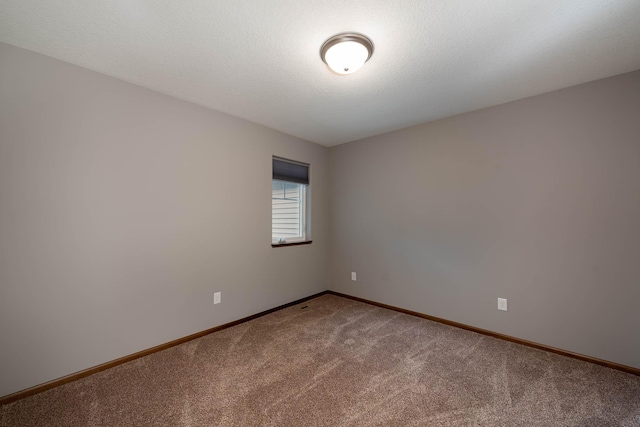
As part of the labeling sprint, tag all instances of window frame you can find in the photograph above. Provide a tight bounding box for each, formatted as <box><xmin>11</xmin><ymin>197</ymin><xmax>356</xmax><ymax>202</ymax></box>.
<box><xmin>271</xmin><ymin>157</ymin><xmax>312</xmax><ymax>247</ymax></box>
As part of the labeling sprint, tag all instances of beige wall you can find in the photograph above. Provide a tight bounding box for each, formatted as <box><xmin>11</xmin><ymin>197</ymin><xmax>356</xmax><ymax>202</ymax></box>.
<box><xmin>329</xmin><ymin>70</ymin><xmax>640</xmax><ymax>369</ymax></box>
<box><xmin>0</xmin><ymin>42</ymin><xmax>329</xmax><ymax>397</ymax></box>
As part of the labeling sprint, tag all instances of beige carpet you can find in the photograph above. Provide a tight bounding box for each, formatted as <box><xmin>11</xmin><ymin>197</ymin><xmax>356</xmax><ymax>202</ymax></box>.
<box><xmin>2</xmin><ymin>294</ymin><xmax>639</xmax><ymax>426</ymax></box>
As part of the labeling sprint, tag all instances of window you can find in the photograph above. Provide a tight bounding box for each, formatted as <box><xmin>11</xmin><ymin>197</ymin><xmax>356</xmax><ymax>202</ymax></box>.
<box><xmin>272</xmin><ymin>157</ymin><xmax>310</xmax><ymax>246</ymax></box>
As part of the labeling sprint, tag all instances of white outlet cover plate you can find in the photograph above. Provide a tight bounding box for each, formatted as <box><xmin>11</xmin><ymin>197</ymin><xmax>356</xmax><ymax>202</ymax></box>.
<box><xmin>351</xmin><ymin>272</ymin><xmax>357</xmax><ymax>281</ymax></box>
<box><xmin>214</xmin><ymin>292</ymin><xmax>221</xmax><ymax>304</ymax></box>
<box><xmin>498</xmin><ymin>298</ymin><xmax>507</xmax><ymax>311</ymax></box>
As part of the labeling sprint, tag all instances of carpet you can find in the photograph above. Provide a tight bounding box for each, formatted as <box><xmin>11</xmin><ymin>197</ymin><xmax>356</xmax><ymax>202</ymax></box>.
<box><xmin>2</xmin><ymin>294</ymin><xmax>639</xmax><ymax>426</ymax></box>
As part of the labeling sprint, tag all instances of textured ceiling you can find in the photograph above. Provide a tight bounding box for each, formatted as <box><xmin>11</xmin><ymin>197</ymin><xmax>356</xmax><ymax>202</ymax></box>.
<box><xmin>1</xmin><ymin>1</ymin><xmax>640</xmax><ymax>146</ymax></box>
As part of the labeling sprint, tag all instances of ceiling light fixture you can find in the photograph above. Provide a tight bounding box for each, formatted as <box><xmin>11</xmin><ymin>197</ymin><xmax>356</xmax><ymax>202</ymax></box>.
<box><xmin>320</xmin><ymin>33</ymin><xmax>374</xmax><ymax>75</ymax></box>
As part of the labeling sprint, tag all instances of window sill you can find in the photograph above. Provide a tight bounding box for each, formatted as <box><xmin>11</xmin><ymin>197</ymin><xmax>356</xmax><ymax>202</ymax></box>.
<box><xmin>271</xmin><ymin>240</ymin><xmax>313</xmax><ymax>248</ymax></box>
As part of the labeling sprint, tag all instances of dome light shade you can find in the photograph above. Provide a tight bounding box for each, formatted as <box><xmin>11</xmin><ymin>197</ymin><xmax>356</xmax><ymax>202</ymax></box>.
<box><xmin>320</xmin><ymin>33</ymin><xmax>374</xmax><ymax>75</ymax></box>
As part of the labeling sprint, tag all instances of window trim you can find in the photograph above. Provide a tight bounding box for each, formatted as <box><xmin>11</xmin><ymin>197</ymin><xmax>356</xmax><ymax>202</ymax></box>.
<box><xmin>271</xmin><ymin>240</ymin><xmax>313</xmax><ymax>248</ymax></box>
<box><xmin>272</xmin><ymin>157</ymin><xmax>311</xmax><ymax>247</ymax></box>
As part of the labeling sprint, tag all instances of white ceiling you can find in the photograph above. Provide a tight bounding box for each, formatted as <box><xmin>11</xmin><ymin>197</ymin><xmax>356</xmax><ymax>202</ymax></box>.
<box><xmin>1</xmin><ymin>1</ymin><xmax>640</xmax><ymax>146</ymax></box>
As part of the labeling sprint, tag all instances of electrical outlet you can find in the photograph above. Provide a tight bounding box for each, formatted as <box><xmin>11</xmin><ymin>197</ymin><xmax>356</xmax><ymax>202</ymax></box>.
<box><xmin>351</xmin><ymin>272</ymin><xmax>357</xmax><ymax>281</ymax></box>
<box><xmin>214</xmin><ymin>292</ymin><xmax>221</xmax><ymax>305</ymax></box>
<box><xmin>498</xmin><ymin>297</ymin><xmax>507</xmax><ymax>311</ymax></box>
